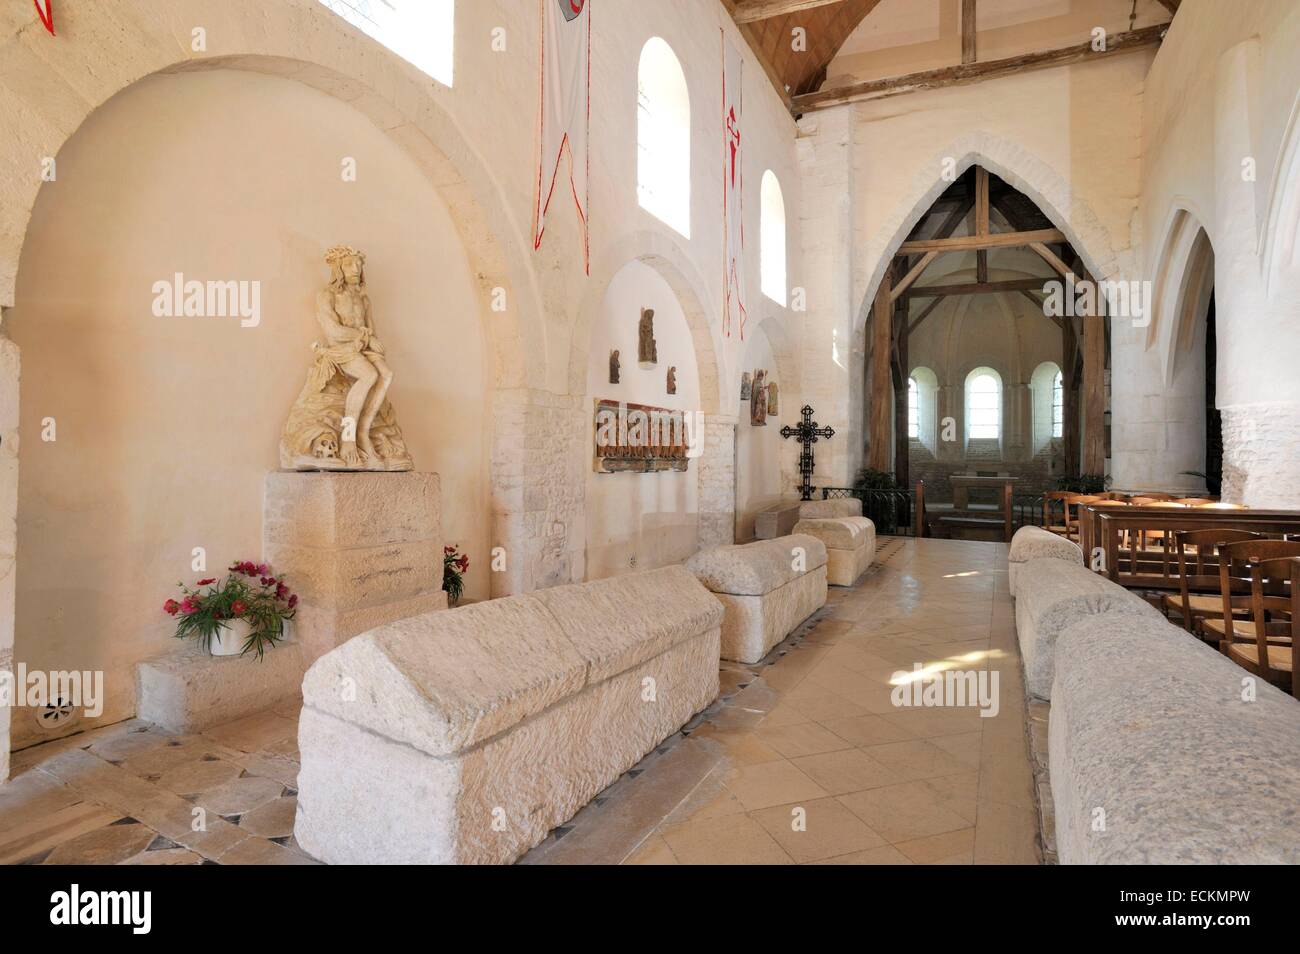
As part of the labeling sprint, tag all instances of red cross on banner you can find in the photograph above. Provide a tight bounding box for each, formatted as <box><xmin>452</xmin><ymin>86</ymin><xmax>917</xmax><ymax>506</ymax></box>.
<box><xmin>34</xmin><ymin>1</ymin><xmax>55</xmax><ymax>35</ymax></box>
<box><xmin>533</xmin><ymin>0</ymin><xmax>591</xmax><ymax>274</ymax></box>
<box><xmin>722</xmin><ymin>33</ymin><xmax>746</xmax><ymax>339</ymax></box>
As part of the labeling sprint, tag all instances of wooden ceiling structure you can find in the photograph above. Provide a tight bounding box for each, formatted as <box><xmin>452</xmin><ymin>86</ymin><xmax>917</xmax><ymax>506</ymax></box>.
<box><xmin>723</xmin><ymin>0</ymin><xmax>1177</xmax><ymax>115</ymax></box>
<box><xmin>869</xmin><ymin>166</ymin><xmax>1109</xmax><ymax>485</ymax></box>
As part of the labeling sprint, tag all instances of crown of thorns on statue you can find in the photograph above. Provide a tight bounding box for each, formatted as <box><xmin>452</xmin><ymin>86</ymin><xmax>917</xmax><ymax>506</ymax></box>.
<box><xmin>324</xmin><ymin>245</ymin><xmax>365</xmax><ymax>265</ymax></box>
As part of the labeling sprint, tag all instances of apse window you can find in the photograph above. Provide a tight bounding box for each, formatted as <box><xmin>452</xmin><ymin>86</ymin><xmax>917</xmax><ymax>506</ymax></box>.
<box><xmin>1052</xmin><ymin>370</ymin><xmax>1064</xmax><ymax>438</ymax></box>
<box><xmin>761</xmin><ymin>171</ymin><xmax>787</xmax><ymax>305</ymax></box>
<box><xmin>318</xmin><ymin>0</ymin><xmax>454</xmax><ymax>87</ymax></box>
<box><xmin>967</xmin><ymin>370</ymin><xmax>1001</xmax><ymax>439</ymax></box>
<box><xmin>637</xmin><ymin>38</ymin><xmax>691</xmax><ymax>237</ymax></box>
<box><xmin>907</xmin><ymin>376</ymin><xmax>919</xmax><ymax>438</ymax></box>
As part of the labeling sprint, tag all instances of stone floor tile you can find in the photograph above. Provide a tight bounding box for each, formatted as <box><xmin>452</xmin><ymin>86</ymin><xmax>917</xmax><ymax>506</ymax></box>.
<box><xmin>819</xmin><ymin>713</ymin><xmax>917</xmax><ymax>747</ymax></box>
<box><xmin>749</xmin><ymin>796</ymin><xmax>886</xmax><ymax>863</ymax></box>
<box><xmin>789</xmin><ymin>748</ymin><xmax>904</xmax><ymax>795</ymax></box>
<box><xmin>155</xmin><ymin>757</ymin><xmax>244</xmax><ymax>795</ymax></box>
<box><xmin>807</xmin><ymin>844</ymin><xmax>913</xmax><ymax>865</ymax></box>
<box><xmin>201</xmin><ymin>713</ymin><xmax>298</xmax><ymax>754</ymax></box>
<box><xmin>121</xmin><ymin>847</ymin><xmax>204</xmax><ymax>865</ymax></box>
<box><xmin>837</xmin><ymin>780</ymin><xmax>972</xmax><ymax>844</ymax></box>
<box><xmin>659</xmin><ymin>812</ymin><xmax>793</xmax><ymax>865</ymax></box>
<box><xmin>859</xmin><ymin>739</ymin><xmax>974</xmax><ymax>782</ymax></box>
<box><xmin>755</xmin><ymin>721</ymin><xmax>853</xmax><ymax>758</ymax></box>
<box><xmin>41</xmin><ymin>821</ymin><xmax>156</xmax><ymax>865</ymax></box>
<box><xmin>623</xmin><ymin>834</ymin><xmax>678</xmax><ymax>865</ymax></box>
<box><xmin>895</xmin><ymin>827</ymin><xmax>976</xmax><ymax>864</ymax></box>
<box><xmin>687</xmin><ymin>725</ymin><xmax>783</xmax><ymax>766</ymax></box>
<box><xmin>0</xmin><ymin>800</ymin><xmax>125</xmax><ymax>865</ymax></box>
<box><xmin>194</xmin><ymin>776</ymin><xmax>287</xmax><ymax>818</ymax></box>
<box><xmin>722</xmin><ymin>760</ymin><xmax>829</xmax><ymax>811</ymax></box>
<box><xmin>237</xmin><ymin>796</ymin><xmax>297</xmax><ymax>839</ymax></box>
<box><xmin>973</xmin><ymin>800</ymin><xmax>1041</xmax><ymax>864</ymax></box>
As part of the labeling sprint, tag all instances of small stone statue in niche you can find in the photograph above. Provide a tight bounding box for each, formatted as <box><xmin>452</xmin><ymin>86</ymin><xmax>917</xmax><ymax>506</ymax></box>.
<box><xmin>280</xmin><ymin>245</ymin><xmax>412</xmax><ymax>471</ymax></box>
<box><xmin>751</xmin><ymin>369</ymin><xmax>768</xmax><ymax>426</ymax></box>
<box><xmin>609</xmin><ymin>349</ymin><xmax>620</xmax><ymax>384</ymax></box>
<box><xmin>767</xmin><ymin>381</ymin><xmax>779</xmax><ymax>415</ymax></box>
<box><xmin>740</xmin><ymin>371</ymin><xmax>752</xmax><ymax>400</ymax></box>
<box><xmin>638</xmin><ymin>307</ymin><xmax>657</xmax><ymax>368</ymax></box>
<box><xmin>666</xmin><ymin>366</ymin><xmax>677</xmax><ymax>394</ymax></box>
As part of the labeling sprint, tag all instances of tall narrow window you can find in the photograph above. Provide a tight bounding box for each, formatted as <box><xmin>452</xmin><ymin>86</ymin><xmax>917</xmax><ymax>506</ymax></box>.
<box><xmin>1052</xmin><ymin>370</ymin><xmax>1064</xmax><ymax>438</ymax></box>
<box><xmin>318</xmin><ymin>0</ymin><xmax>455</xmax><ymax>87</ymax></box>
<box><xmin>907</xmin><ymin>377</ymin><xmax>919</xmax><ymax>438</ymax></box>
<box><xmin>760</xmin><ymin>170</ymin><xmax>786</xmax><ymax>305</ymax></box>
<box><xmin>637</xmin><ymin>38</ymin><xmax>691</xmax><ymax>237</ymax></box>
<box><xmin>967</xmin><ymin>370</ymin><xmax>1001</xmax><ymax>440</ymax></box>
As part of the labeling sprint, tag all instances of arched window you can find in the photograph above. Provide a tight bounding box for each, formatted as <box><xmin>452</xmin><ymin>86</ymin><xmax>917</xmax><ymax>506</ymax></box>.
<box><xmin>966</xmin><ymin>368</ymin><xmax>1001</xmax><ymax>440</ymax></box>
<box><xmin>637</xmin><ymin>38</ymin><xmax>691</xmax><ymax>237</ymax></box>
<box><xmin>907</xmin><ymin>376</ymin><xmax>919</xmax><ymax>438</ymax></box>
<box><xmin>760</xmin><ymin>170</ymin><xmax>786</xmax><ymax>305</ymax></box>
<box><xmin>318</xmin><ymin>0</ymin><xmax>455</xmax><ymax>87</ymax></box>
<box><xmin>1052</xmin><ymin>370</ymin><xmax>1064</xmax><ymax>438</ymax></box>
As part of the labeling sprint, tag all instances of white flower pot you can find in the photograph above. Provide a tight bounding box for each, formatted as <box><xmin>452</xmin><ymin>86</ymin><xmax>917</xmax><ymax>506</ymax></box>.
<box><xmin>210</xmin><ymin>618</ymin><xmax>251</xmax><ymax>656</ymax></box>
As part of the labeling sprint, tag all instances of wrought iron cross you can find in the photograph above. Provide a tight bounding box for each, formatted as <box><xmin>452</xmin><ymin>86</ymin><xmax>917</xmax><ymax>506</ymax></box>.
<box><xmin>780</xmin><ymin>405</ymin><xmax>834</xmax><ymax>501</ymax></box>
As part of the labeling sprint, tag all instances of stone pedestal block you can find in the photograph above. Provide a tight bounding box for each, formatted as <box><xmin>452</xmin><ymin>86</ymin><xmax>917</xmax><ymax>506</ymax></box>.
<box><xmin>136</xmin><ymin>641</ymin><xmax>308</xmax><ymax>733</ymax></box>
<box><xmin>264</xmin><ymin>471</ymin><xmax>446</xmax><ymax>663</ymax></box>
<box><xmin>754</xmin><ymin>501</ymin><xmax>801</xmax><ymax>540</ymax></box>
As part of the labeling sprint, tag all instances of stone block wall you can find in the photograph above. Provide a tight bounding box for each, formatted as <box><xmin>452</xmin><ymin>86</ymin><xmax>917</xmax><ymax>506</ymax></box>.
<box><xmin>698</xmin><ymin>417</ymin><xmax>737</xmax><ymax>549</ymax></box>
<box><xmin>0</xmin><ymin>332</ymin><xmax>15</xmax><ymax>781</ymax></box>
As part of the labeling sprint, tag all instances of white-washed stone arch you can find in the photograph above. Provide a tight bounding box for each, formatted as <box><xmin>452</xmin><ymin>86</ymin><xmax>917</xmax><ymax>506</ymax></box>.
<box><xmin>848</xmin><ymin>139</ymin><xmax>1123</xmax><ymax>485</ymax></box>
<box><xmin>0</xmin><ymin>3</ymin><xmax>543</xmax><ymax>388</ymax></box>
<box><xmin>571</xmin><ymin>229</ymin><xmax>723</xmax><ymax>415</ymax></box>
<box><xmin>854</xmin><ymin>138</ymin><xmax>1123</xmax><ymax>342</ymax></box>
<box><xmin>0</xmin><ymin>0</ymin><xmax>551</xmax><ymax>775</ymax></box>
<box><xmin>569</xmin><ymin>229</ymin><xmax>735</xmax><ymax>554</ymax></box>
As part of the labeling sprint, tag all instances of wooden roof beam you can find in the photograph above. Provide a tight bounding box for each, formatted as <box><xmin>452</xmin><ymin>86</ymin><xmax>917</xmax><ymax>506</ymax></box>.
<box><xmin>908</xmin><ymin>277</ymin><xmax>1054</xmax><ymax>298</ymax></box>
<box><xmin>792</xmin><ymin>24</ymin><xmax>1166</xmax><ymax>112</ymax></box>
<box><xmin>732</xmin><ymin>0</ymin><xmax>845</xmax><ymax>23</ymax></box>
<box><xmin>898</xmin><ymin>227</ymin><xmax>1064</xmax><ymax>254</ymax></box>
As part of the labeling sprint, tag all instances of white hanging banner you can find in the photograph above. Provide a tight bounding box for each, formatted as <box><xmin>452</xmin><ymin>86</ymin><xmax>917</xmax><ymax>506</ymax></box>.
<box><xmin>722</xmin><ymin>33</ymin><xmax>746</xmax><ymax>339</ymax></box>
<box><xmin>533</xmin><ymin>0</ymin><xmax>591</xmax><ymax>273</ymax></box>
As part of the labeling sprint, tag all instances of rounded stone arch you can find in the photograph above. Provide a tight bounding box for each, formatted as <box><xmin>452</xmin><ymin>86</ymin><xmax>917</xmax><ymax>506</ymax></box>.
<box><xmin>1147</xmin><ymin>203</ymin><xmax>1215</xmax><ymax>387</ymax></box>
<box><xmin>754</xmin><ymin>315</ymin><xmax>799</xmax><ymax>407</ymax></box>
<box><xmin>1259</xmin><ymin>87</ymin><xmax>1300</xmax><ymax>291</ymax></box>
<box><xmin>853</xmin><ymin>136</ymin><xmax>1122</xmax><ymax>343</ymax></box>
<box><xmin>570</xmin><ymin>229</ymin><xmax>723</xmax><ymax>415</ymax></box>
<box><xmin>0</xmin><ymin>1</ymin><xmax>542</xmax><ymax>391</ymax></box>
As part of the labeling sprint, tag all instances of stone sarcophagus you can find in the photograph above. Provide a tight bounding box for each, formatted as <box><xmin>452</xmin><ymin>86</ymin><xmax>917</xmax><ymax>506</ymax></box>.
<box><xmin>294</xmin><ymin>565</ymin><xmax>722</xmax><ymax>864</ymax></box>
<box><xmin>685</xmin><ymin>534</ymin><xmax>828</xmax><ymax>663</ymax></box>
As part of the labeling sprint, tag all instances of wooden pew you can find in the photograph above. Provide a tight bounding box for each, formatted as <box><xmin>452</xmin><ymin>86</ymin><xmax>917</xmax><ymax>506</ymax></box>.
<box><xmin>1086</xmin><ymin>507</ymin><xmax>1300</xmax><ymax>590</ymax></box>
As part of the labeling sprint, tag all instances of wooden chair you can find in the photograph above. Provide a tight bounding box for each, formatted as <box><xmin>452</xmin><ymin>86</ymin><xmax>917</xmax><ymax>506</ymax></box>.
<box><xmin>1127</xmin><ymin>501</ymin><xmax>1189</xmax><ymax>569</ymax></box>
<box><xmin>1041</xmin><ymin>491</ymin><xmax>1072</xmax><ymax>535</ymax></box>
<box><xmin>1164</xmin><ymin>529</ymin><xmax>1262</xmax><ymax>632</ymax></box>
<box><xmin>1213</xmin><ymin>543</ymin><xmax>1300</xmax><ymax>697</ymax></box>
<box><xmin>1206</xmin><ymin>540</ymin><xmax>1299</xmax><ymax>654</ymax></box>
<box><xmin>1063</xmin><ymin>494</ymin><xmax>1104</xmax><ymax>543</ymax></box>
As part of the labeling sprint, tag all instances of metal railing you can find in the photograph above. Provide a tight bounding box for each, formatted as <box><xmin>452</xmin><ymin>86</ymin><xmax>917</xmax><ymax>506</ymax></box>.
<box><xmin>820</xmin><ymin>486</ymin><xmax>915</xmax><ymax>536</ymax></box>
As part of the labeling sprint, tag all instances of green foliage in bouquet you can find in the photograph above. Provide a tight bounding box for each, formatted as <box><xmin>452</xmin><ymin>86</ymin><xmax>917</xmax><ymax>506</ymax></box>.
<box><xmin>163</xmin><ymin>561</ymin><xmax>298</xmax><ymax>660</ymax></box>
<box><xmin>444</xmin><ymin>545</ymin><xmax>469</xmax><ymax>607</ymax></box>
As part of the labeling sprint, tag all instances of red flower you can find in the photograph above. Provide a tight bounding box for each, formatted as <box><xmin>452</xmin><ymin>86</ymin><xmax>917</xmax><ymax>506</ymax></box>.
<box><xmin>257</xmin><ymin>563</ymin><xmax>270</xmax><ymax>576</ymax></box>
<box><xmin>288</xmin><ymin>594</ymin><xmax>299</xmax><ymax>608</ymax></box>
<box><xmin>180</xmin><ymin>596</ymin><xmax>200</xmax><ymax>614</ymax></box>
<box><xmin>163</xmin><ymin>599</ymin><xmax>180</xmax><ymax>615</ymax></box>
<box><xmin>444</xmin><ymin>546</ymin><xmax>455</xmax><ymax>554</ymax></box>
<box><xmin>196</xmin><ymin>578</ymin><xmax>216</xmax><ymax>586</ymax></box>
<box><xmin>275</xmin><ymin>582</ymin><xmax>288</xmax><ymax>600</ymax></box>
<box><xmin>230</xmin><ymin>600</ymin><xmax>247</xmax><ymax>617</ymax></box>
<box><xmin>457</xmin><ymin>555</ymin><xmax>469</xmax><ymax>572</ymax></box>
